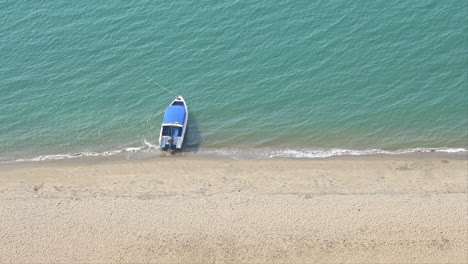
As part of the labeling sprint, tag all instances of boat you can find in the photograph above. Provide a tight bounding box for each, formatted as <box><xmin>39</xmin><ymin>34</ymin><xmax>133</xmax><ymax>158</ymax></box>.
<box><xmin>159</xmin><ymin>96</ymin><xmax>188</xmax><ymax>150</ymax></box>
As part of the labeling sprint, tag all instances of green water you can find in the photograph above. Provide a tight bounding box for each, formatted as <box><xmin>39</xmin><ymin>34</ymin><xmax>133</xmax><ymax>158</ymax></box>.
<box><xmin>0</xmin><ymin>0</ymin><xmax>467</xmax><ymax>161</ymax></box>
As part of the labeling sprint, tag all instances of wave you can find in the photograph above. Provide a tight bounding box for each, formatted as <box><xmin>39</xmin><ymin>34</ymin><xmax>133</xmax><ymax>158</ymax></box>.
<box><xmin>2</xmin><ymin>144</ymin><xmax>466</xmax><ymax>163</ymax></box>
<box><xmin>3</xmin><ymin>140</ymin><xmax>164</xmax><ymax>163</ymax></box>
<box><xmin>202</xmin><ymin>147</ymin><xmax>467</xmax><ymax>159</ymax></box>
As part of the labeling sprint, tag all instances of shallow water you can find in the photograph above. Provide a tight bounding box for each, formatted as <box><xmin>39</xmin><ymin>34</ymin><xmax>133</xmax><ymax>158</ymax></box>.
<box><xmin>1</xmin><ymin>0</ymin><xmax>467</xmax><ymax>161</ymax></box>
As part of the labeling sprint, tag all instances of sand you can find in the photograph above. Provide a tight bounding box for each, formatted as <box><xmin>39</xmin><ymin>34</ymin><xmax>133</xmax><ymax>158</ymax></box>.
<box><xmin>0</xmin><ymin>153</ymin><xmax>466</xmax><ymax>263</ymax></box>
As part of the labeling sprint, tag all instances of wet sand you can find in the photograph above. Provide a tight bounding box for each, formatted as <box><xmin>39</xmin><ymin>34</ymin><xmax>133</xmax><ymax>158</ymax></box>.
<box><xmin>0</xmin><ymin>154</ymin><xmax>466</xmax><ymax>263</ymax></box>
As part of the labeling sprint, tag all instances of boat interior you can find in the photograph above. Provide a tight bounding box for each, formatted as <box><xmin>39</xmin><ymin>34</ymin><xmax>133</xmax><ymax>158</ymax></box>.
<box><xmin>162</xmin><ymin>126</ymin><xmax>182</xmax><ymax>137</ymax></box>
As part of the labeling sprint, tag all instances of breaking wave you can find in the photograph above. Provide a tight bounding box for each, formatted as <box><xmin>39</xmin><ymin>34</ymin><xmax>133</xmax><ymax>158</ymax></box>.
<box><xmin>3</xmin><ymin>144</ymin><xmax>466</xmax><ymax>163</ymax></box>
<box><xmin>202</xmin><ymin>147</ymin><xmax>467</xmax><ymax>159</ymax></box>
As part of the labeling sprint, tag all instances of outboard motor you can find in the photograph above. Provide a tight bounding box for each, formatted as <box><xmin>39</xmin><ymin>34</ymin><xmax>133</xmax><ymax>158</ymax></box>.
<box><xmin>166</xmin><ymin>137</ymin><xmax>174</xmax><ymax>150</ymax></box>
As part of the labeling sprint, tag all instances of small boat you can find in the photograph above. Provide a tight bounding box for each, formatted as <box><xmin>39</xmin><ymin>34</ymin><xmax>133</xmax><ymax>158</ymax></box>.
<box><xmin>159</xmin><ymin>96</ymin><xmax>188</xmax><ymax>150</ymax></box>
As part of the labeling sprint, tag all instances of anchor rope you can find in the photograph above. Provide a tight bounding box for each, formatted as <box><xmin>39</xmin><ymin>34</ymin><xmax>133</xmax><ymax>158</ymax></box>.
<box><xmin>147</xmin><ymin>77</ymin><xmax>179</xmax><ymax>96</ymax></box>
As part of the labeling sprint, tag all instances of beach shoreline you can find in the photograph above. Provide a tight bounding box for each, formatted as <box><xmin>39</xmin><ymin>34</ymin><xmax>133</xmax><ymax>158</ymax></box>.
<box><xmin>0</xmin><ymin>153</ymin><xmax>466</xmax><ymax>263</ymax></box>
<box><xmin>2</xmin><ymin>146</ymin><xmax>467</xmax><ymax>165</ymax></box>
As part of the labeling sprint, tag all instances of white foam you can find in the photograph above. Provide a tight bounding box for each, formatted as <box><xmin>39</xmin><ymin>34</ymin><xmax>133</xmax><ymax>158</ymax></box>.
<box><xmin>3</xmin><ymin>146</ymin><xmax>466</xmax><ymax>163</ymax></box>
<box><xmin>124</xmin><ymin>147</ymin><xmax>144</xmax><ymax>152</ymax></box>
<box><xmin>3</xmin><ymin>138</ymin><xmax>168</xmax><ymax>163</ymax></box>
<box><xmin>201</xmin><ymin>147</ymin><xmax>467</xmax><ymax>160</ymax></box>
<box><xmin>400</xmin><ymin>147</ymin><xmax>467</xmax><ymax>153</ymax></box>
<box><xmin>143</xmin><ymin>139</ymin><xmax>159</xmax><ymax>150</ymax></box>
<box><xmin>13</xmin><ymin>149</ymin><xmax>124</xmax><ymax>162</ymax></box>
<box><xmin>268</xmin><ymin>148</ymin><xmax>392</xmax><ymax>158</ymax></box>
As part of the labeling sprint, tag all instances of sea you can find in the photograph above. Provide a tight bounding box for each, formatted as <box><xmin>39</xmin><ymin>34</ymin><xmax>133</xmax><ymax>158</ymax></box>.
<box><xmin>1</xmin><ymin>0</ymin><xmax>467</xmax><ymax>162</ymax></box>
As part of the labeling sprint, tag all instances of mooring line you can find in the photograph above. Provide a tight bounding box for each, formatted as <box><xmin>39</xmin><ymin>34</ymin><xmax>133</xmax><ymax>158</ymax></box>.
<box><xmin>147</xmin><ymin>77</ymin><xmax>179</xmax><ymax>96</ymax></box>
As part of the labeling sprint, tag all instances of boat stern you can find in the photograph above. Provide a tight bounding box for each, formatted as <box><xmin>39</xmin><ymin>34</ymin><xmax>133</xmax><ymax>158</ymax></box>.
<box><xmin>160</xmin><ymin>136</ymin><xmax>183</xmax><ymax>150</ymax></box>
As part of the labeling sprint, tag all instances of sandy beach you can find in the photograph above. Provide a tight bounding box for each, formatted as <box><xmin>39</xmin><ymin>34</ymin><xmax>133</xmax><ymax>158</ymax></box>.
<box><xmin>0</xmin><ymin>153</ymin><xmax>466</xmax><ymax>263</ymax></box>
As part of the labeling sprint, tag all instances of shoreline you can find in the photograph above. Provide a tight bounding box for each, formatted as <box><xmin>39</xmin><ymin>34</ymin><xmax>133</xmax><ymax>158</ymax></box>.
<box><xmin>1</xmin><ymin>146</ymin><xmax>467</xmax><ymax>166</ymax></box>
<box><xmin>0</xmin><ymin>153</ymin><xmax>467</xmax><ymax>263</ymax></box>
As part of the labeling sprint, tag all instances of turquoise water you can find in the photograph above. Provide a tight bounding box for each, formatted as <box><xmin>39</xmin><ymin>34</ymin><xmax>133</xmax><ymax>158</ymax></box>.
<box><xmin>1</xmin><ymin>0</ymin><xmax>467</xmax><ymax>161</ymax></box>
